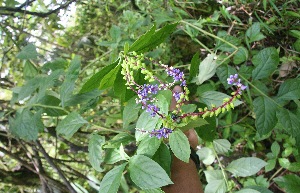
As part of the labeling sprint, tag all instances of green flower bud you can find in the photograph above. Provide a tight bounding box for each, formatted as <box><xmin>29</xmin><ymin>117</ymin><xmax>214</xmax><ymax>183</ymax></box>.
<box><xmin>222</xmin><ymin>107</ymin><xmax>226</xmax><ymax>113</ymax></box>
<box><xmin>202</xmin><ymin>111</ymin><xmax>210</xmax><ymax>119</ymax></box>
<box><xmin>230</xmin><ymin>103</ymin><xmax>234</xmax><ymax>109</ymax></box>
<box><xmin>209</xmin><ymin>111</ymin><xmax>214</xmax><ymax>117</ymax></box>
<box><xmin>215</xmin><ymin>107</ymin><xmax>222</xmax><ymax>116</ymax></box>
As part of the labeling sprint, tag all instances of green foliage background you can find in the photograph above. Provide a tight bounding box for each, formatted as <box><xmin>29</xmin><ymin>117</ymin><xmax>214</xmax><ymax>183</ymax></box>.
<box><xmin>0</xmin><ymin>0</ymin><xmax>300</xmax><ymax>192</ymax></box>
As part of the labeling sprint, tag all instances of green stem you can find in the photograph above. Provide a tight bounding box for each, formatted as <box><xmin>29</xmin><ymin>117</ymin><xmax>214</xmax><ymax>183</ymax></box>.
<box><xmin>180</xmin><ymin>20</ymin><xmax>238</xmax><ymax>50</ymax></box>
<box><xmin>23</xmin><ymin>104</ymin><xmax>70</xmax><ymax>114</ymax></box>
<box><xmin>268</xmin><ymin>166</ymin><xmax>283</xmax><ymax>182</ymax></box>
<box><xmin>212</xmin><ymin>145</ymin><xmax>231</xmax><ymax>192</ymax></box>
<box><xmin>182</xmin><ymin>29</ymin><xmax>213</xmax><ymax>54</ymax></box>
<box><xmin>91</xmin><ymin>124</ymin><xmax>123</xmax><ymax>133</ymax></box>
<box><xmin>239</xmin><ymin>74</ymin><xmax>282</xmax><ymax>107</ymax></box>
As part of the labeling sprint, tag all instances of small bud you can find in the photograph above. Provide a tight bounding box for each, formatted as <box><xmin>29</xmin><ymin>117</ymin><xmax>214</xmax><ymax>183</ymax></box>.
<box><xmin>215</xmin><ymin>108</ymin><xmax>222</xmax><ymax>116</ymax></box>
<box><xmin>198</xmin><ymin>108</ymin><xmax>203</xmax><ymax>112</ymax></box>
<box><xmin>226</xmin><ymin>104</ymin><xmax>231</xmax><ymax>111</ymax></box>
<box><xmin>230</xmin><ymin>103</ymin><xmax>234</xmax><ymax>109</ymax></box>
<box><xmin>202</xmin><ymin>111</ymin><xmax>210</xmax><ymax>119</ymax></box>
<box><xmin>222</xmin><ymin>107</ymin><xmax>226</xmax><ymax>113</ymax></box>
<box><xmin>209</xmin><ymin>111</ymin><xmax>214</xmax><ymax>117</ymax></box>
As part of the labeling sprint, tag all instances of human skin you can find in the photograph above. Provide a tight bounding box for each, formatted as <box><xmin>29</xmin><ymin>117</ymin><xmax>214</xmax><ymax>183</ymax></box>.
<box><xmin>162</xmin><ymin>86</ymin><xmax>204</xmax><ymax>193</ymax></box>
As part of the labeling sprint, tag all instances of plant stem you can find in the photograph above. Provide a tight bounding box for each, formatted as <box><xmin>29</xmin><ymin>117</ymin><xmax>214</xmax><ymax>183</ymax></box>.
<box><xmin>23</xmin><ymin>103</ymin><xmax>70</xmax><ymax>114</ymax></box>
<box><xmin>180</xmin><ymin>20</ymin><xmax>239</xmax><ymax>50</ymax></box>
<box><xmin>268</xmin><ymin>166</ymin><xmax>284</xmax><ymax>182</ymax></box>
<box><xmin>212</xmin><ymin>145</ymin><xmax>231</xmax><ymax>192</ymax></box>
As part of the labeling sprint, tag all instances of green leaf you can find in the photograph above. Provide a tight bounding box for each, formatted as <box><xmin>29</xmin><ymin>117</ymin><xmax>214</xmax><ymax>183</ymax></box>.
<box><xmin>197</xmin><ymin>147</ymin><xmax>215</xmax><ymax>165</ymax></box>
<box><xmin>152</xmin><ymin>143</ymin><xmax>171</xmax><ymax>176</ymax></box>
<box><xmin>129</xmin><ymin>23</ymin><xmax>178</xmax><ymax>53</ymax></box>
<box><xmin>233</xmin><ymin>47</ymin><xmax>249</xmax><ymax>65</ymax></box>
<box><xmin>276</xmin><ymin>78</ymin><xmax>300</xmax><ymax>101</ymax></box>
<box><xmin>110</xmin><ymin>25</ymin><xmax>121</xmax><ymax>42</ymax></box>
<box><xmin>271</xmin><ymin>141</ymin><xmax>280</xmax><ymax>157</ymax></box>
<box><xmin>213</xmin><ymin>139</ymin><xmax>231</xmax><ymax>154</ymax></box>
<box><xmin>235</xmin><ymin>189</ymin><xmax>260</xmax><ymax>193</ymax></box>
<box><xmin>80</xmin><ymin>60</ymin><xmax>119</xmax><ymax>93</ymax></box>
<box><xmin>135</xmin><ymin>111</ymin><xmax>159</xmax><ymax>141</ymax></box>
<box><xmin>179</xmin><ymin>118</ymin><xmax>208</xmax><ymax>131</ymax></box>
<box><xmin>215</xmin><ymin>31</ymin><xmax>240</xmax><ymax>52</ymax></box>
<box><xmin>98</xmin><ymin>163</ymin><xmax>127</xmax><ymax>193</ymax></box>
<box><xmin>253</xmin><ymin>96</ymin><xmax>278</xmax><ymax>135</ymax></box>
<box><xmin>104</xmin><ymin>133</ymin><xmax>135</xmax><ymax>148</ymax></box>
<box><xmin>99</xmin><ymin>64</ymin><xmax>121</xmax><ymax>90</ymax></box>
<box><xmin>123</xmin><ymin>97</ymin><xmax>141</xmax><ymax>129</ymax></box>
<box><xmin>199</xmin><ymin>91</ymin><xmax>243</xmax><ymax>107</ymax></box>
<box><xmin>169</xmin><ymin>130</ymin><xmax>190</xmax><ymax>163</ymax></box>
<box><xmin>88</xmin><ymin>134</ymin><xmax>105</xmax><ymax>172</ymax></box>
<box><xmin>38</xmin><ymin>95</ymin><xmax>67</xmax><ymax>116</ymax></box>
<box><xmin>265</xmin><ymin>159</ymin><xmax>276</xmax><ymax>172</ymax></box>
<box><xmin>144</xmin><ymin>188</ymin><xmax>164</xmax><ymax>193</ymax></box>
<box><xmin>60</xmin><ymin>56</ymin><xmax>81</xmax><ymax>107</ymax></box>
<box><xmin>155</xmin><ymin>94</ymin><xmax>169</xmax><ymax>114</ymax></box>
<box><xmin>104</xmin><ymin>149</ymin><xmax>123</xmax><ymax>165</ymax></box>
<box><xmin>204</xmin><ymin>180</ymin><xmax>226</xmax><ymax>193</ymax></box>
<box><xmin>196</xmin><ymin>116</ymin><xmax>216</xmax><ymax>142</ymax></box>
<box><xmin>42</xmin><ymin>58</ymin><xmax>68</xmax><ymax>72</ymax></box>
<box><xmin>274</xmin><ymin>174</ymin><xmax>300</xmax><ymax>193</ymax></box>
<box><xmin>246</xmin><ymin>186</ymin><xmax>273</xmax><ymax>193</ymax></box>
<box><xmin>277</xmin><ymin>108</ymin><xmax>300</xmax><ymax>137</ymax></box>
<box><xmin>216</xmin><ymin>65</ymin><xmax>238</xmax><ymax>89</ymax></box>
<box><xmin>56</xmin><ymin>112</ymin><xmax>88</xmax><ymax>139</ymax></box>
<box><xmin>24</xmin><ymin>61</ymin><xmax>38</xmax><ymax>80</ymax></box>
<box><xmin>128</xmin><ymin>155</ymin><xmax>173</xmax><ymax>189</ymax></box>
<box><xmin>9</xmin><ymin>109</ymin><xmax>43</xmax><ymax>141</ymax></box>
<box><xmin>181</xmin><ymin>104</ymin><xmax>197</xmax><ymax>114</ymax></box>
<box><xmin>137</xmin><ymin>136</ymin><xmax>161</xmax><ymax>158</ymax></box>
<box><xmin>192</xmin><ymin>53</ymin><xmax>219</xmax><ymax>85</ymax></box>
<box><xmin>252</xmin><ymin>47</ymin><xmax>279</xmax><ymax>80</ymax></box>
<box><xmin>246</xmin><ymin>22</ymin><xmax>266</xmax><ymax>43</ymax></box>
<box><xmin>64</xmin><ymin>89</ymin><xmax>102</xmax><ymax>107</ymax></box>
<box><xmin>17</xmin><ymin>43</ymin><xmax>38</xmax><ymax>59</ymax></box>
<box><xmin>204</xmin><ymin>170</ymin><xmax>224</xmax><ymax>182</ymax></box>
<box><xmin>189</xmin><ymin>52</ymin><xmax>200</xmax><ymax>81</ymax></box>
<box><xmin>226</xmin><ymin>157</ymin><xmax>267</xmax><ymax>177</ymax></box>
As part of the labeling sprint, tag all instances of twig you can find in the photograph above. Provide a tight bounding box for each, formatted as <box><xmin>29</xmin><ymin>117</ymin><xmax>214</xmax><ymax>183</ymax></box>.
<box><xmin>35</xmin><ymin>140</ymin><xmax>77</xmax><ymax>193</ymax></box>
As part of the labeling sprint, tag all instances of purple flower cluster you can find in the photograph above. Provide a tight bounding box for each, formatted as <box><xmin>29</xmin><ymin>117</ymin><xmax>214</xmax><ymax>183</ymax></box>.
<box><xmin>137</xmin><ymin>84</ymin><xmax>159</xmax><ymax>103</ymax></box>
<box><xmin>149</xmin><ymin>127</ymin><xmax>173</xmax><ymax>139</ymax></box>
<box><xmin>167</xmin><ymin>67</ymin><xmax>186</xmax><ymax>86</ymax></box>
<box><xmin>145</xmin><ymin>104</ymin><xmax>160</xmax><ymax>117</ymax></box>
<box><xmin>173</xmin><ymin>91</ymin><xmax>182</xmax><ymax>101</ymax></box>
<box><xmin>227</xmin><ymin>74</ymin><xmax>247</xmax><ymax>91</ymax></box>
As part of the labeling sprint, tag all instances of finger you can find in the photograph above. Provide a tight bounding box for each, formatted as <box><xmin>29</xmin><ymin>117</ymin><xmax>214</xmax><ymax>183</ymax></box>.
<box><xmin>184</xmin><ymin>129</ymin><xmax>198</xmax><ymax>150</ymax></box>
<box><xmin>170</xmin><ymin>85</ymin><xmax>182</xmax><ymax>111</ymax></box>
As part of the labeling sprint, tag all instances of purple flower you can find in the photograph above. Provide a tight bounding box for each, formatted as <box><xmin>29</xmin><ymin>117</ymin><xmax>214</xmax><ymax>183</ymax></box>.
<box><xmin>167</xmin><ymin>67</ymin><xmax>184</xmax><ymax>82</ymax></box>
<box><xmin>173</xmin><ymin>91</ymin><xmax>182</xmax><ymax>101</ymax></box>
<box><xmin>146</xmin><ymin>104</ymin><xmax>160</xmax><ymax>117</ymax></box>
<box><xmin>227</xmin><ymin>74</ymin><xmax>247</xmax><ymax>91</ymax></box>
<box><xmin>137</xmin><ymin>84</ymin><xmax>159</xmax><ymax>103</ymax></box>
<box><xmin>149</xmin><ymin>127</ymin><xmax>173</xmax><ymax>139</ymax></box>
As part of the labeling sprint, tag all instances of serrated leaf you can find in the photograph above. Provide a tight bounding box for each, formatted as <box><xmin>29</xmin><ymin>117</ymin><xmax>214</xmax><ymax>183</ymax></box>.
<box><xmin>226</xmin><ymin>157</ymin><xmax>267</xmax><ymax>177</ymax></box>
<box><xmin>80</xmin><ymin>60</ymin><xmax>119</xmax><ymax>93</ymax></box>
<box><xmin>252</xmin><ymin>47</ymin><xmax>279</xmax><ymax>80</ymax></box>
<box><xmin>155</xmin><ymin>94</ymin><xmax>169</xmax><ymax>114</ymax></box>
<box><xmin>189</xmin><ymin>52</ymin><xmax>200</xmax><ymax>81</ymax></box>
<box><xmin>129</xmin><ymin>155</ymin><xmax>173</xmax><ymax>189</ymax></box>
<box><xmin>253</xmin><ymin>96</ymin><xmax>278</xmax><ymax>135</ymax></box>
<box><xmin>199</xmin><ymin>91</ymin><xmax>243</xmax><ymax>107</ymax></box>
<box><xmin>17</xmin><ymin>43</ymin><xmax>38</xmax><ymax>59</ymax></box>
<box><xmin>235</xmin><ymin>189</ymin><xmax>260</xmax><ymax>193</ymax></box>
<box><xmin>104</xmin><ymin>148</ymin><xmax>123</xmax><ymax>165</ymax></box>
<box><xmin>204</xmin><ymin>180</ymin><xmax>226</xmax><ymax>193</ymax></box>
<box><xmin>56</xmin><ymin>112</ymin><xmax>88</xmax><ymax>139</ymax></box>
<box><xmin>60</xmin><ymin>56</ymin><xmax>81</xmax><ymax>107</ymax></box>
<box><xmin>265</xmin><ymin>159</ymin><xmax>276</xmax><ymax>172</ymax></box>
<box><xmin>169</xmin><ymin>130</ymin><xmax>190</xmax><ymax>163</ymax></box>
<box><xmin>204</xmin><ymin>170</ymin><xmax>224</xmax><ymax>183</ymax></box>
<box><xmin>135</xmin><ymin>111</ymin><xmax>159</xmax><ymax>141</ymax></box>
<box><xmin>98</xmin><ymin>163</ymin><xmax>127</xmax><ymax>193</ymax></box>
<box><xmin>42</xmin><ymin>58</ymin><xmax>68</xmax><ymax>72</ymax></box>
<box><xmin>64</xmin><ymin>89</ymin><xmax>102</xmax><ymax>107</ymax></box>
<box><xmin>137</xmin><ymin>136</ymin><xmax>161</xmax><ymax>158</ymax></box>
<box><xmin>216</xmin><ymin>65</ymin><xmax>238</xmax><ymax>89</ymax></box>
<box><xmin>144</xmin><ymin>188</ymin><xmax>164</xmax><ymax>193</ymax></box>
<box><xmin>213</xmin><ymin>139</ymin><xmax>231</xmax><ymax>154</ymax></box>
<box><xmin>276</xmin><ymin>78</ymin><xmax>300</xmax><ymax>101</ymax></box>
<box><xmin>152</xmin><ymin>143</ymin><xmax>171</xmax><ymax>176</ymax></box>
<box><xmin>104</xmin><ymin>133</ymin><xmax>135</xmax><ymax>149</ymax></box>
<box><xmin>274</xmin><ymin>174</ymin><xmax>300</xmax><ymax>193</ymax></box>
<box><xmin>24</xmin><ymin>61</ymin><xmax>38</xmax><ymax>80</ymax></box>
<box><xmin>129</xmin><ymin>23</ymin><xmax>177</xmax><ymax>53</ymax></box>
<box><xmin>123</xmin><ymin>97</ymin><xmax>141</xmax><ymax>129</ymax></box>
<box><xmin>246</xmin><ymin>186</ymin><xmax>273</xmax><ymax>193</ymax></box>
<box><xmin>88</xmin><ymin>134</ymin><xmax>105</xmax><ymax>172</ymax></box>
<box><xmin>271</xmin><ymin>141</ymin><xmax>280</xmax><ymax>157</ymax></box>
<box><xmin>181</xmin><ymin>104</ymin><xmax>197</xmax><ymax>114</ymax></box>
<box><xmin>192</xmin><ymin>53</ymin><xmax>219</xmax><ymax>85</ymax></box>
<box><xmin>9</xmin><ymin>109</ymin><xmax>43</xmax><ymax>141</ymax></box>
<box><xmin>276</xmin><ymin>108</ymin><xmax>300</xmax><ymax>137</ymax></box>
<box><xmin>197</xmin><ymin>147</ymin><xmax>215</xmax><ymax>165</ymax></box>
<box><xmin>179</xmin><ymin>118</ymin><xmax>208</xmax><ymax>131</ymax></box>
<box><xmin>99</xmin><ymin>64</ymin><xmax>120</xmax><ymax>90</ymax></box>
<box><xmin>38</xmin><ymin>95</ymin><xmax>67</xmax><ymax>116</ymax></box>
<box><xmin>215</xmin><ymin>31</ymin><xmax>240</xmax><ymax>52</ymax></box>
<box><xmin>196</xmin><ymin>116</ymin><xmax>216</xmax><ymax>142</ymax></box>
<box><xmin>246</xmin><ymin>22</ymin><xmax>266</xmax><ymax>43</ymax></box>
<box><xmin>233</xmin><ymin>47</ymin><xmax>249</xmax><ymax>65</ymax></box>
